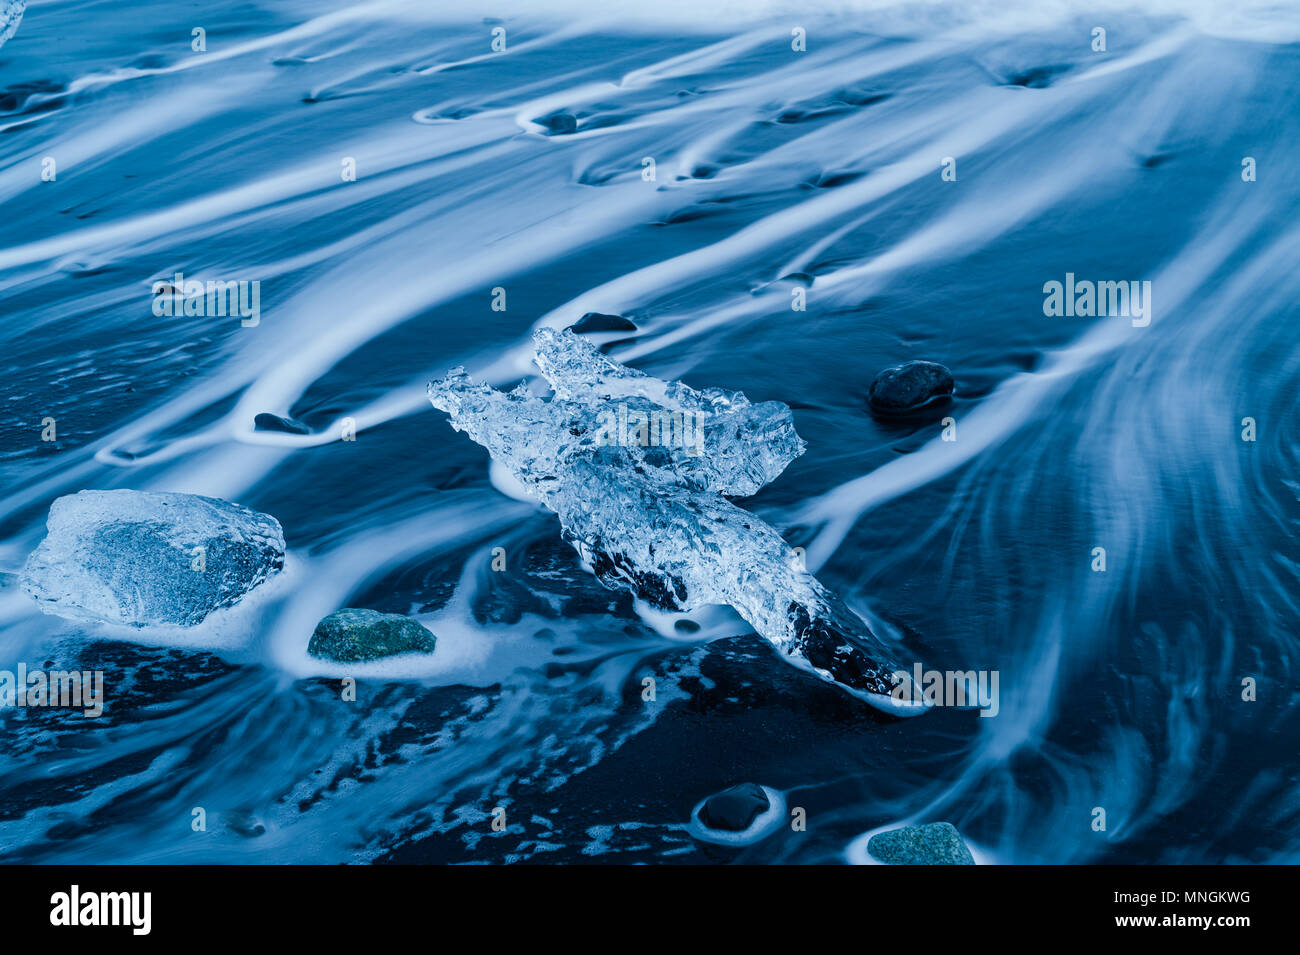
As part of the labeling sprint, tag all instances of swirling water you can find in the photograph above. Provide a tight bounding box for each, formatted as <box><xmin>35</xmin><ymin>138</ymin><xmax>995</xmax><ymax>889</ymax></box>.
<box><xmin>0</xmin><ymin>0</ymin><xmax>1298</xmax><ymax>863</ymax></box>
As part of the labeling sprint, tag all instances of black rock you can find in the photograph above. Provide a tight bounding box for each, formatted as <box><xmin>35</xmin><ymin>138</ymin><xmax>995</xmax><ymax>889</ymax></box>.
<box><xmin>1004</xmin><ymin>64</ymin><xmax>1070</xmax><ymax>89</ymax></box>
<box><xmin>538</xmin><ymin>112</ymin><xmax>577</xmax><ymax>135</ymax></box>
<box><xmin>811</xmin><ymin>170</ymin><xmax>863</xmax><ymax>188</ymax></box>
<box><xmin>0</xmin><ymin>80</ymin><xmax>66</xmax><ymax>117</ymax></box>
<box><xmin>254</xmin><ymin>412</ymin><xmax>311</xmax><ymax>435</ymax></box>
<box><xmin>569</xmin><ymin>312</ymin><xmax>637</xmax><ymax>334</ymax></box>
<box><xmin>867</xmin><ymin>360</ymin><xmax>954</xmax><ymax>414</ymax></box>
<box><xmin>867</xmin><ymin>822</ymin><xmax>975</xmax><ymax>864</ymax></box>
<box><xmin>698</xmin><ymin>783</ymin><xmax>771</xmax><ymax>832</ymax></box>
<box><xmin>835</xmin><ymin>88</ymin><xmax>890</xmax><ymax>107</ymax></box>
<box><xmin>226</xmin><ymin>810</ymin><xmax>267</xmax><ymax>838</ymax></box>
<box><xmin>1141</xmin><ymin>152</ymin><xmax>1175</xmax><ymax>169</ymax></box>
<box><xmin>130</xmin><ymin>54</ymin><xmax>168</xmax><ymax>70</ymax></box>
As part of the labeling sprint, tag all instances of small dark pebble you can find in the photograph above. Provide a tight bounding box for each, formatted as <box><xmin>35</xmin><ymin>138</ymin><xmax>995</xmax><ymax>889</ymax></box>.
<box><xmin>812</xmin><ymin>170</ymin><xmax>863</xmax><ymax>188</ymax></box>
<box><xmin>868</xmin><ymin>360</ymin><xmax>954</xmax><ymax>414</ymax></box>
<box><xmin>698</xmin><ymin>783</ymin><xmax>771</xmax><ymax>832</ymax></box>
<box><xmin>538</xmin><ymin>112</ymin><xmax>577</xmax><ymax>135</ymax></box>
<box><xmin>254</xmin><ymin>412</ymin><xmax>311</xmax><ymax>435</ymax></box>
<box><xmin>1005</xmin><ymin>64</ymin><xmax>1069</xmax><ymax>88</ymax></box>
<box><xmin>569</xmin><ymin>312</ymin><xmax>637</xmax><ymax>334</ymax></box>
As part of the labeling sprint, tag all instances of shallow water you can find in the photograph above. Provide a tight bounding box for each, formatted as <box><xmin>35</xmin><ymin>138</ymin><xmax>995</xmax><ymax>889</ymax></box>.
<box><xmin>1</xmin><ymin>0</ymin><xmax>1298</xmax><ymax>863</ymax></box>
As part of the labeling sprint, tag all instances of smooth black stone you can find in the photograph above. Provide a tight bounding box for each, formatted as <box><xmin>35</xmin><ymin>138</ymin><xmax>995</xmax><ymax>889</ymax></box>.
<box><xmin>1004</xmin><ymin>64</ymin><xmax>1070</xmax><ymax>88</ymax></box>
<box><xmin>1141</xmin><ymin>152</ymin><xmax>1176</xmax><ymax>168</ymax></box>
<box><xmin>698</xmin><ymin>783</ymin><xmax>770</xmax><ymax>832</ymax></box>
<box><xmin>254</xmin><ymin>412</ymin><xmax>311</xmax><ymax>435</ymax></box>
<box><xmin>0</xmin><ymin>79</ymin><xmax>66</xmax><ymax>116</ymax></box>
<box><xmin>539</xmin><ymin>112</ymin><xmax>577</xmax><ymax>135</ymax></box>
<box><xmin>569</xmin><ymin>312</ymin><xmax>637</xmax><ymax>334</ymax></box>
<box><xmin>867</xmin><ymin>360</ymin><xmax>954</xmax><ymax>414</ymax></box>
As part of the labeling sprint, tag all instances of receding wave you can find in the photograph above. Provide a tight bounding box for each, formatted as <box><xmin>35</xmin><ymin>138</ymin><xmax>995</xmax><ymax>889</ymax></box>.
<box><xmin>0</xmin><ymin>0</ymin><xmax>1297</xmax><ymax>863</ymax></box>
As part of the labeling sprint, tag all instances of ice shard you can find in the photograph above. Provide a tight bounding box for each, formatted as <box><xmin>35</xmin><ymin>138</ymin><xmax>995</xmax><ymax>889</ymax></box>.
<box><xmin>21</xmin><ymin>489</ymin><xmax>285</xmax><ymax>628</ymax></box>
<box><xmin>534</xmin><ymin>327</ymin><xmax>807</xmax><ymax>497</ymax></box>
<box><xmin>429</xmin><ymin>329</ymin><xmax>912</xmax><ymax>711</ymax></box>
<box><xmin>0</xmin><ymin>2</ymin><xmax>25</xmax><ymax>52</ymax></box>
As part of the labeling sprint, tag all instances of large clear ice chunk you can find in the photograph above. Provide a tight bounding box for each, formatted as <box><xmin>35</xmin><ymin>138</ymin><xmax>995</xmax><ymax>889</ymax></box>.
<box><xmin>21</xmin><ymin>489</ymin><xmax>285</xmax><ymax>628</ymax></box>
<box><xmin>429</xmin><ymin>329</ymin><xmax>909</xmax><ymax>709</ymax></box>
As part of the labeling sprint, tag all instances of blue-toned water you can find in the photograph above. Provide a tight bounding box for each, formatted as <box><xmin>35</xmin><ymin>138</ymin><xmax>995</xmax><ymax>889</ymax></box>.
<box><xmin>1</xmin><ymin>0</ymin><xmax>1298</xmax><ymax>863</ymax></box>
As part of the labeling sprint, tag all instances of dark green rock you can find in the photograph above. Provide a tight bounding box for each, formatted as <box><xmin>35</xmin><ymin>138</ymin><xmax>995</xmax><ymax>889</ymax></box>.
<box><xmin>698</xmin><ymin>783</ymin><xmax>770</xmax><ymax>831</ymax></box>
<box><xmin>308</xmin><ymin>608</ymin><xmax>436</xmax><ymax>662</ymax></box>
<box><xmin>867</xmin><ymin>822</ymin><xmax>975</xmax><ymax>865</ymax></box>
<box><xmin>867</xmin><ymin>360</ymin><xmax>954</xmax><ymax>414</ymax></box>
